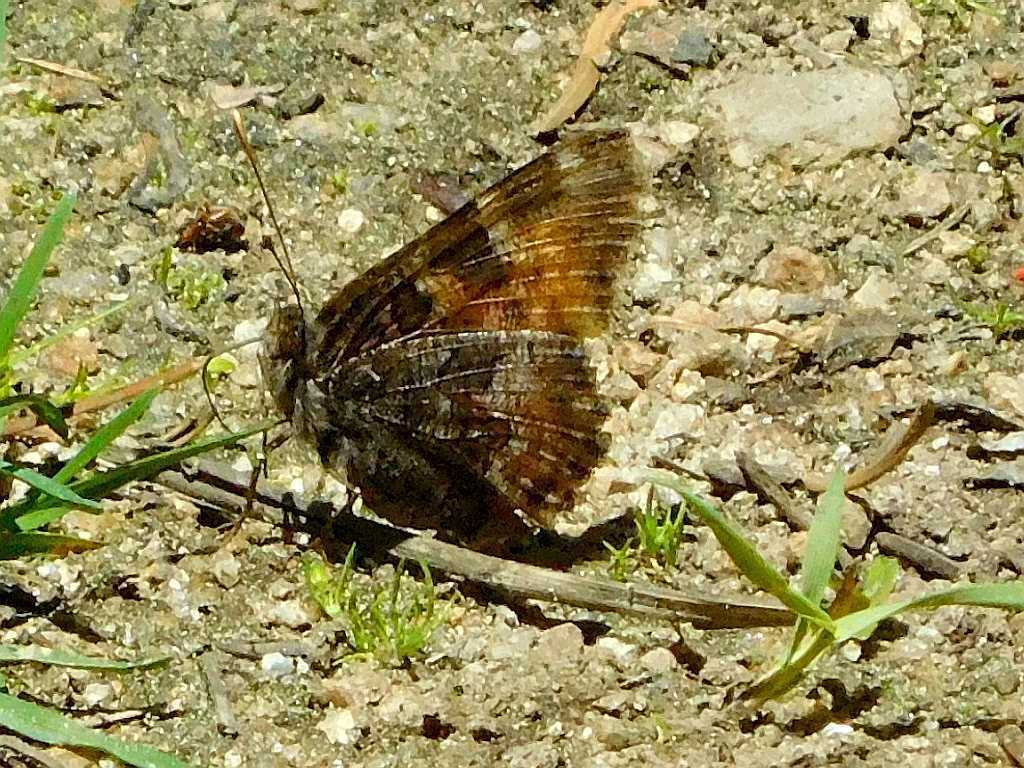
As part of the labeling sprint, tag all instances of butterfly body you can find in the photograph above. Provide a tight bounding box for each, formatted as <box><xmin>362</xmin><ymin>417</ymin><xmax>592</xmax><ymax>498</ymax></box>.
<box><xmin>262</xmin><ymin>131</ymin><xmax>642</xmax><ymax>541</ymax></box>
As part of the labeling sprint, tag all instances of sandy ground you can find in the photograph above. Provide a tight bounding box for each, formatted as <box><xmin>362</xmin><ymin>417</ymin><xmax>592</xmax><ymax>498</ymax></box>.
<box><xmin>2</xmin><ymin>0</ymin><xmax>1024</xmax><ymax>765</ymax></box>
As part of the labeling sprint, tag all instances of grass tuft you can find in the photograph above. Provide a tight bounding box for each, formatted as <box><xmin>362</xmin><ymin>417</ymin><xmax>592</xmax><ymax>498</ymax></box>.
<box><xmin>0</xmin><ymin>195</ymin><xmax>265</xmax><ymax>767</ymax></box>
<box><xmin>648</xmin><ymin>468</ymin><xmax>1024</xmax><ymax>700</ymax></box>
<box><xmin>304</xmin><ymin>547</ymin><xmax>448</xmax><ymax>664</ymax></box>
<box><xmin>605</xmin><ymin>493</ymin><xmax>687</xmax><ymax>580</ymax></box>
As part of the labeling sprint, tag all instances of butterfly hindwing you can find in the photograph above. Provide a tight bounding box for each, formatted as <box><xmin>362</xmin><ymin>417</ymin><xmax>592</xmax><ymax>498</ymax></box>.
<box><xmin>322</xmin><ymin>330</ymin><xmax>609</xmax><ymax>529</ymax></box>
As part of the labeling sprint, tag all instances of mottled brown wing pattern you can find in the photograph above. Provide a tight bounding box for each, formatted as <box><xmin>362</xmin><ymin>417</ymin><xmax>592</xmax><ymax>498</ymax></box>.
<box><xmin>324</xmin><ymin>330</ymin><xmax>609</xmax><ymax>528</ymax></box>
<box><xmin>310</xmin><ymin>131</ymin><xmax>642</xmax><ymax>367</ymax></box>
<box><xmin>291</xmin><ymin>131</ymin><xmax>642</xmax><ymax>533</ymax></box>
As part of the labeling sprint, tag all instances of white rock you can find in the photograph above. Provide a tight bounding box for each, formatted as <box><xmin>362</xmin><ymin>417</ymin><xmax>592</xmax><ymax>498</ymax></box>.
<box><xmin>83</xmin><ymin>682</ymin><xmax>113</xmax><ymax>707</ymax></box>
<box><xmin>337</xmin><ymin>208</ymin><xmax>365</xmax><ymax>234</ymax></box>
<box><xmin>819</xmin><ymin>29</ymin><xmax>854</xmax><ymax>53</ymax></box>
<box><xmin>985</xmin><ymin>373</ymin><xmax>1024</xmax><ymax>418</ymax></box>
<box><xmin>892</xmin><ymin>170</ymin><xmax>952</xmax><ymax>220</ymax></box>
<box><xmin>512</xmin><ymin>29</ymin><xmax>543</xmax><ymax>55</ymax></box>
<box><xmin>210</xmin><ymin>550</ymin><xmax>241</xmax><ymax>589</ymax></box>
<box><xmin>850</xmin><ymin>270</ymin><xmax>898</xmax><ymax>310</ymax></box>
<box><xmin>260</xmin><ymin>652</ymin><xmax>294</xmax><ymax>677</ymax></box>
<box><xmin>657</xmin><ymin>120</ymin><xmax>700</xmax><ymax>152</ymax></box>
<box><xmin>822</xmin><ymin>722</ymin><xmax>855</xmax><ymax>738</ymax></box>
<box><xmin>639</xmin><ymin>647</ymin><xmax>677</xmax><ymax>674</ymax></box>
<box><xmin>869</xmin><ymin>0</ymin><xmax>923</xmax><ymax>61</ymax></box>
<box><xmin>938</xmin><ymin>230</ymin><xmax>973</xmax><ymax>257</ymax></box>
<box><xmin>595</xmin><ymin>637</ymin><xmax>635</xmax><ymax>660</ymax></box>
<box><xmin>634</xmin><ymin>260</ymin><xmax>675</xmax><ymax>301</ymax></box>
<box><xmin>316</xmin><ymin>707</ymin><xmax>358</xmax><ymax>745</ymax></box>
<box><xmin>270</xmin><ymin>599</ymin><xmax>314</xmax><ymax>629</ymax></box>
<box><xmin>652</xmin><ymin>402</ymin><xmax>705</xmax><ymax>440</ymax></box>
<box><xmin>709</xmin><ymin>67</ymin><xmax>906</xmax><ymax>166</ymax></box>
<box><xmin>973</xmin><ymin>104</ymin><xmax>997</xmax><ymax>124</ymax></box>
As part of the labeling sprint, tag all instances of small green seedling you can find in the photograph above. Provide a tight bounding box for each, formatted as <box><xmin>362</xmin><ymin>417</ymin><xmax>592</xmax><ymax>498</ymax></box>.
<box><xmin>648</xmin><ymin>469</ymin><xmax>1024</xmax><ymax>701</ymax></box>
<box><xmin>606</xmin><ymin>492</ymin><xmax>687</xmax><ymax>580</ymax></box>
<box><xmin>963</xmin><ymin>243</ymin><xmax>989</xmax><ymax>272</ymax></box>
<box><xmin>304</xmin><ymin>547</ymin><xmax>447</xmax><ymax>664</ymax></box>
<box><xmin>163</xmin><ymin>262</ymin><xmax>227</xmax><ymax>310</ymax></box>
<box><xmin>912</xmin><ymin>0</ymin><xmax>1001</xmax><ymax>25</ymax></box>
<box><xmin>203</xmin><ymin>352</ymin><xmax>237</xmax><ymax>391</ymax></box>
<box><xmin>960</xmin><ymin>301</ymin><xmax>1024</xmax><ymax>339</ymax></box>
<box><xmin>962</xmin><ymin>112</ymin><xmax>1024</xmax><ymax>168</ymax></box>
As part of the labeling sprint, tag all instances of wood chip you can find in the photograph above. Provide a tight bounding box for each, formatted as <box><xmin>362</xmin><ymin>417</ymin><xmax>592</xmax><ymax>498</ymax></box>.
<box><xmin>15</xmin><ymin>55</ymin><xmax>107</xmax><ymax>86</ymax></box>
<box><xmin>208</xmin><ymin>82</ymin><xmax>286</xmax><ymax>110</ymax></box>
<box><xmin>875</xmin><ymin>532</ymin><xmax>962</xmax><ymax>580</ymax></box>
<box><xmin>199</xmin><ymin>651</ymin><xmax>239</xmax><ymax>736</ymax></box>
<box><xmin>533</xmin><ymin>0</ymin><xmax>658</xmax><ymax>134</ymax></box>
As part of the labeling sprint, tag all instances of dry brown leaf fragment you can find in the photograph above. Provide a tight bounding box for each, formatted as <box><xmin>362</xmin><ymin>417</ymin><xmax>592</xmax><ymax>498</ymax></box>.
<box><xmin>208</xmin><ymin>82</ymin><xmax>286</xmax><ymax>110</ymax></box>
<box><xmin>534</xmin><ymin>0</ymin><xmax>658</xmax><ymax>134</ymax></box>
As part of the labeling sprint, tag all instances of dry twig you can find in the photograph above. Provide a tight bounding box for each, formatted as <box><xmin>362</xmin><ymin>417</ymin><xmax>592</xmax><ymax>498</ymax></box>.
<box><xmin>1</xmin><ymin>358</ymin><xmax>204</xmax><ymax>438</ymax></box>
<box><xmin>156</xmin><ymin>459</ymin><xmax>792</xmax><ymax>630</ymax></box>
<box><xmin>804</xmin><ymin>401</ymin><xmax>936</xmax><ymax>493</ymax></box>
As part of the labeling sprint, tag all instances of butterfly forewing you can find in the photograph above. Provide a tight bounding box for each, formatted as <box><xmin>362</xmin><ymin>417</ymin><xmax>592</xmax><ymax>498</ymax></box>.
<box><xmin>310</xmin><ymin>131</ymin><xmax>642</xmax><ymax>365</ymax></box>
<box><xmin>296</xmin><ymin>131</ymin><xmax>642</xmax><ymax>534</ymax></box>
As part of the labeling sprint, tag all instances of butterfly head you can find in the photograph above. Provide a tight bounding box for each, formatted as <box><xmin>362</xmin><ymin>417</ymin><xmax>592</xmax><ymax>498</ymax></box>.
<box><xmin>261</xmin><ymin>304</ymin><xmax>308</xmax><ymax>420</ymax></box>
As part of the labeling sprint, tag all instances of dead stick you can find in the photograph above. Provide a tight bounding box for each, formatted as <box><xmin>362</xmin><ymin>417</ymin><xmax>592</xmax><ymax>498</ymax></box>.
<box><xmin>198</xmin><ymin>651</ymin><xmax>239</xmax><ymax>736</ymax></box>
<box><xmin>2</xmin><ymin>359</ymin><xmax>203</xmax><ymax>438</ymax></box>
<box><xmin>156</xmin><ymin>460</ymin><xmax>793</xmax><ymax>630</ymax></box>
<box><xmin>804</xmin><ymin>401</ymin><xmax>936</xmax><ymax>493</ymax></box>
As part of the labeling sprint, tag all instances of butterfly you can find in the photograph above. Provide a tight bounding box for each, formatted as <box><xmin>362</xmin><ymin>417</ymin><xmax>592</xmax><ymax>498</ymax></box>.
<box><xmin>258</xmin><ymin>130</ymin><xmax>643</xmax><ymax>543</ymax></box>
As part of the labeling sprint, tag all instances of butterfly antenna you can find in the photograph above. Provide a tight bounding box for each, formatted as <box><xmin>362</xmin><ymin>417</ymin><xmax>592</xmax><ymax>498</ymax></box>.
<box><xmin>231</xmin><ymin>109</ymin><xmax>305</xmax><ymax>315</ymax></box>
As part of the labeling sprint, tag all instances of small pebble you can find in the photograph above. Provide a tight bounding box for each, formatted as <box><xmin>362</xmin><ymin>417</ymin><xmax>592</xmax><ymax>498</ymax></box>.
<box><xmin>639</xmin><ymin>647</ymin><xmax>677</xmax><ymax>674</ymax></box>
<box><xmin>337</xmin><ymin>208</ymin><xmax>365</xmax><ymax>234</ymax></box>
<box><xmin>260</xmin><ymin>651</ymin><xmax>295</xmax><ymax>677</ymax></box>
<box><xmin>316</xmin><ymin>707</ymin><xmax>358</xmax><ymax>745</ymax></box>
<box><xmin>512</xmin><ymin>29</ymin><xmax>543</xmax><ymax>55</ymax></box>
<box><xmin>595</xmin><ymin>637</ymin><xmax>635</xmax><ymax>660</ymax></box>
<box><xmin>672</xmin><ymin>28</ymin><xmax>713</xmax><ymax>66</ymax></box>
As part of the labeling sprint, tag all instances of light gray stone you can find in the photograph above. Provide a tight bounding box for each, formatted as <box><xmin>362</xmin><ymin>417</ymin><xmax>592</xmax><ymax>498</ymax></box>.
<box><xmin>709</xmin><ymin>68</ymin><xmax>906</xmax><ymax>167</ymax></box>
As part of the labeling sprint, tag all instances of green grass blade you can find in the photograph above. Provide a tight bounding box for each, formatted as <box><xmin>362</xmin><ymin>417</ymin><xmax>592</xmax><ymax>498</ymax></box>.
<box><xmin>0</xmin><ymin>532</ymin><xmax>101</xmax><ymax>559</ymax></box>
<box><xmin>835</xmin><ymin>581</ymin><xmax>1024</xmax><ymax>643</ymax></box>
<box><xmin>861</xmin><ymin>556</ymin><xmax>900</xmax><ymax>604</ymax></box>
<box><xmin>848</xmin><ymin>556</ymin><xmax>902</xmax><ymax>641</ymax></box>
<box><xmin>3</xmin><ymin>420</ymin><xmax>273</xmax><ymax>530</ymax></box>
<box><xmin>52</xmin><ymin>388</ymin><xmax>159</xmax><ymax>484</ymax></box>
<box><xmin>64</xmin><ymin>420</ymin><xmax>273</xmax><ymax>500</ymax></box>
<box><xmin>745</xmin><ymin>628</ymin><xmax>835</xmax><ymax>702</ymax></box>
<box><xmin>798</xmin><ymin>469</ymin><xmax>846</xmax><ymax>606</ymax></box>
<box><xmin>0</xmin><ymin>394</ymin><xmax>69</xmax><ymax>439</ymax></box>
<box><xmin>0</xmin><ymin>461</ymin><xmax>102</xmax><ymax>511</ymax></box>
<box><xmin>647</xmin><ymin>472</ymin><xmax>834</xmax><ymax>630</ymax></box>
<box><xmin>0</xmin><ymin>194</ymin><xmax>76</xmax><ymax>363</ymax></box>
<box><xmin>0</xmin><ymin>0</ymin><xmax>7</xmax><ymax>68</ymax></box>
<box><xmin>0</xmin><ymin>691</ymin><xmax>192</xmax><ymax>768</ymax></box>
<box><xmin>13</xmin><ymin>385</ymin><xmax>167</xmax><ymax>522</ymax></box>
<box><xmin>10</xmin><ymin>506</ymin><xmax>77</xmax><ymax>533</ymax></box>
<box><xmin>0</xmin><ymin>644</ymin><xmax>168</xmax><ymax>670</ymax></box>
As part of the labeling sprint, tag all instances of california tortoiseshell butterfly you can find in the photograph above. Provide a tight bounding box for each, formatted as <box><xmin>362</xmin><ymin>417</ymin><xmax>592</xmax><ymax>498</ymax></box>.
<box><xmin>258</xmin><ymin>130</ymin><xmax>642</xmax><ymax>542</ymax></box>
